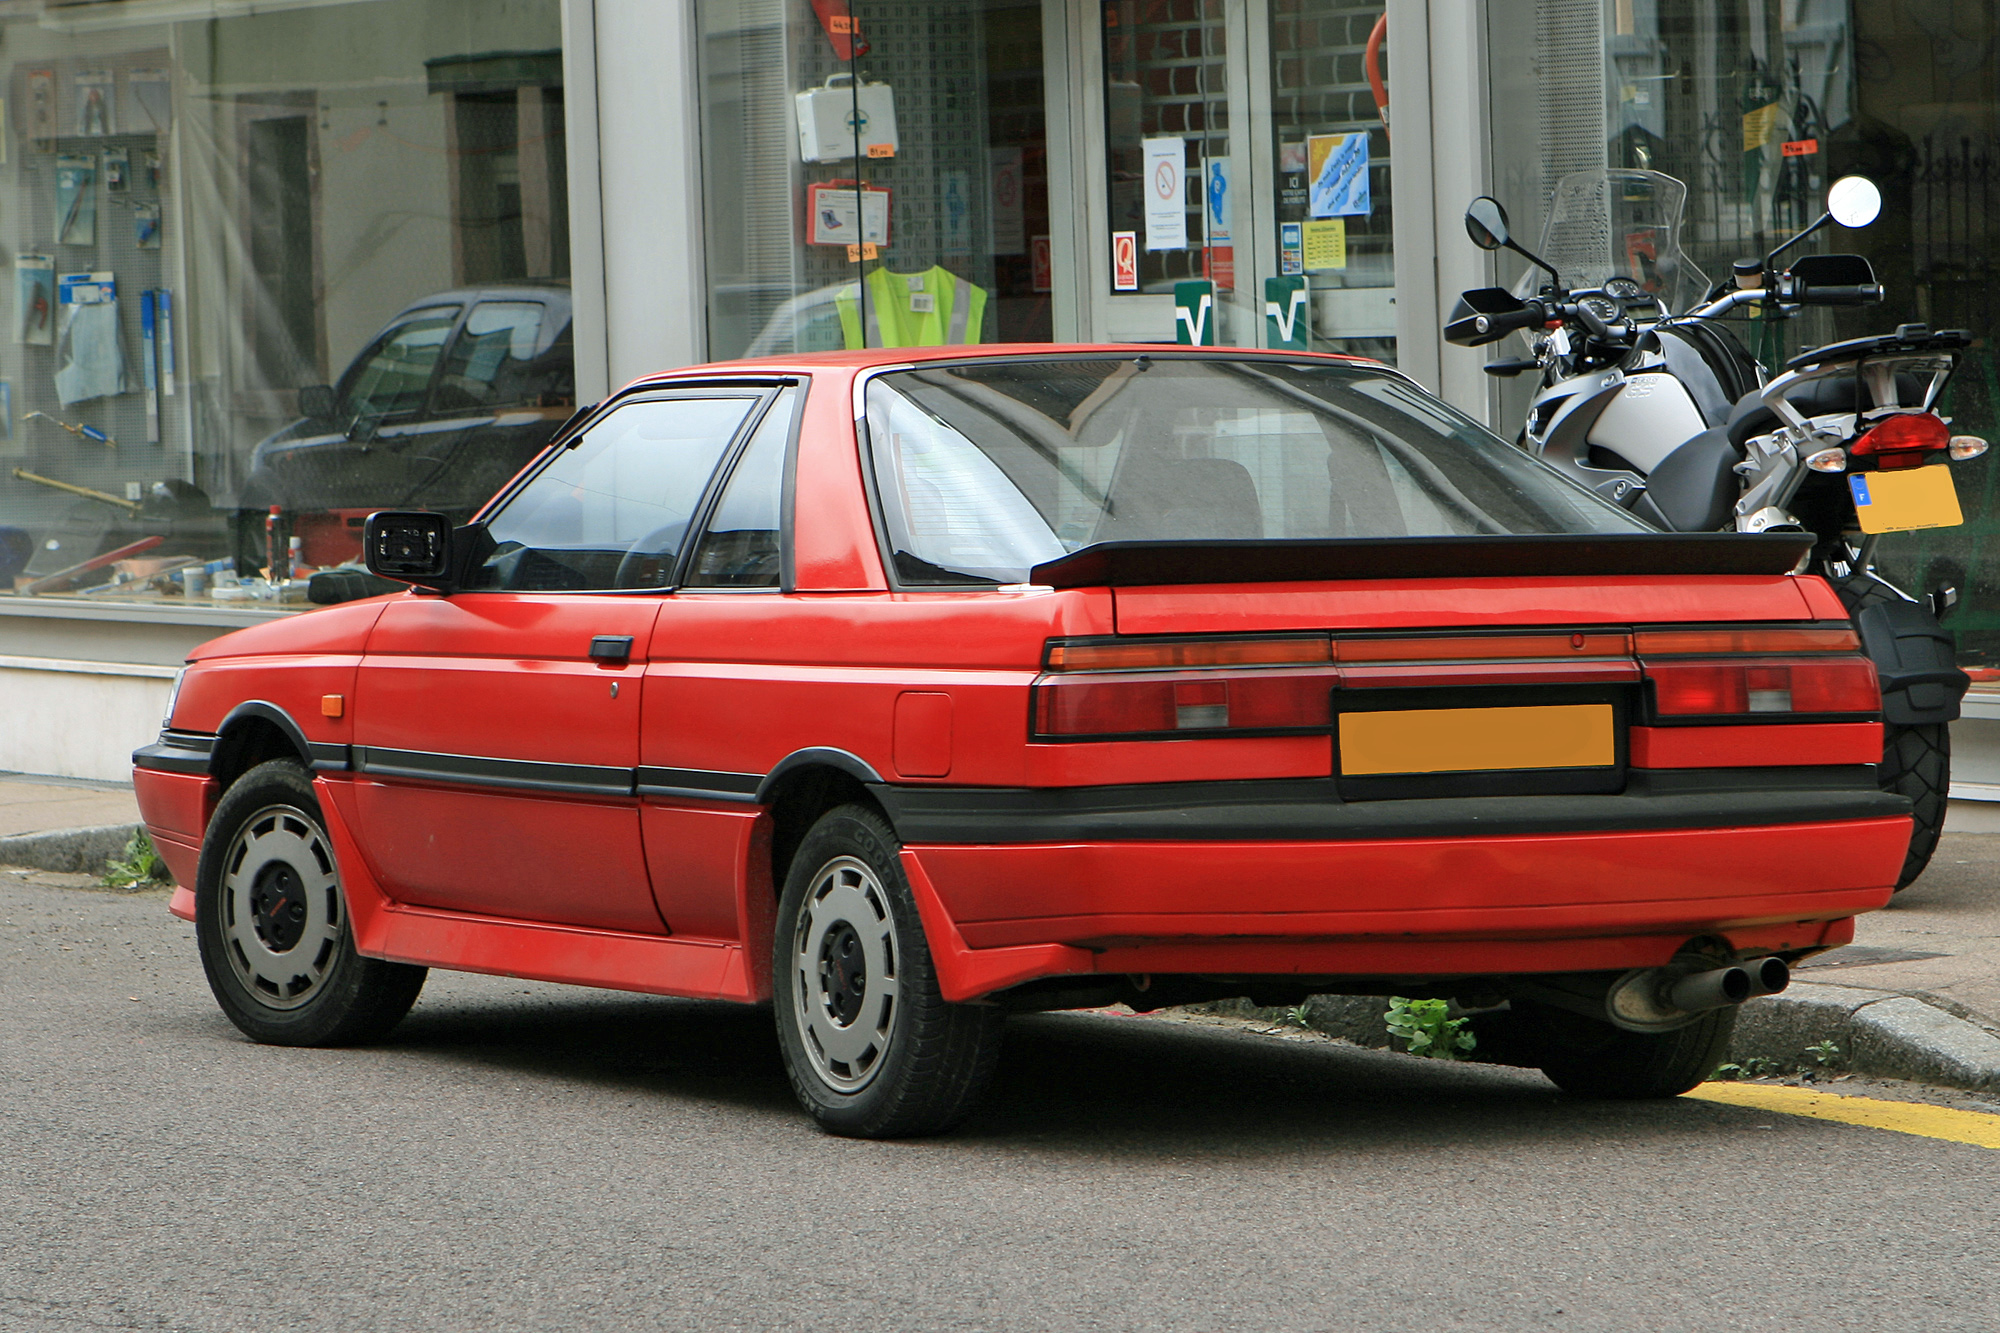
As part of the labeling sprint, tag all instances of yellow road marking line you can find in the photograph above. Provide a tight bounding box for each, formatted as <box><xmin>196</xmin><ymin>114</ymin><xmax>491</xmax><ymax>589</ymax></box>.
<box><xmin>1686</xmin><ymin>1082</ymin><xmax>2000</xmax><ymax>1149</ymax></box>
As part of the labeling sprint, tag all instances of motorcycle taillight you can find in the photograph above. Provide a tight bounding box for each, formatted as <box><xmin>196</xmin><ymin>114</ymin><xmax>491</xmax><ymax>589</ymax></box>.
<box><xmin>1851</xmin><ymin>413</ymin><xmax>1949</xmax><ymax>470</ymax></box>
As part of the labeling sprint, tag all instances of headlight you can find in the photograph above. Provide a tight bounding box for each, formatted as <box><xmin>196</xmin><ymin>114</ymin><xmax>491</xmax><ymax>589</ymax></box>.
<box><xmin>162</xmin><ymin>666</ymin><xmax>187</xmax><ymax>728</ymax></box>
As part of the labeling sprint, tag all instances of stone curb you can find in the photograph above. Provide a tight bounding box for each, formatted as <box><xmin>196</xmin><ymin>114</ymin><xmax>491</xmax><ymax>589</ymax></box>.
<box><xmin>0</xmin><ymin>823</ymin><xmax>140</xmax><ymax>875</ymax></box>
<box><xmin>1246</xmin><ymin>983</ymin><xmax>2000</xmax><ymax>1093</ymax></box>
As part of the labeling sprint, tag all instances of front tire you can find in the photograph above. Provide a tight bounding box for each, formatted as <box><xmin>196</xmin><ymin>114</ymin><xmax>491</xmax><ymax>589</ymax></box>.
<box><xmin>194</xmin><ymin>759</ymin><xmax>426</xmax><ymax>1046</ymax></box>
<box><xmin>773</xmin><ymin>804</ymin><xmax>1003</xmax><ymax>1138</ymax></box>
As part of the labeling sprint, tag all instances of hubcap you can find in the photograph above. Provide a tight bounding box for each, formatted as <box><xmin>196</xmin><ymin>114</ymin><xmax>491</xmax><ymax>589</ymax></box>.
<box><xmin>220</xmin><ymin>804</ymin><xmax>343</xmax><ymax>1011</ymax></box>
<box><xmin>792</xmin><ymin>856</ymin><xmax>899</xmax><ymax>1093</ymax></box>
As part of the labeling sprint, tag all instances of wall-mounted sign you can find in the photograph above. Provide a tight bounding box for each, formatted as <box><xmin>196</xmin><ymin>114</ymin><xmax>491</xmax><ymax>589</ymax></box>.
<box><xmin>1112</xmin><ymin>231</ymin><xmax>1138</xmax><ymax>291</ymax></box>
<box><xmin>1143</xmin><ymin>136</ymin><xmax>1187</xmax><ymax>251</ymax></box>
<box><xmin>1174</xmin><ymin>280</ymin><xmax>1216</xmax><ymax>345</ymax></box>
<box><xmin>1265</xmin><ymin>276</ymin><xmax>1309</xmax><ymax>351</ymax></box>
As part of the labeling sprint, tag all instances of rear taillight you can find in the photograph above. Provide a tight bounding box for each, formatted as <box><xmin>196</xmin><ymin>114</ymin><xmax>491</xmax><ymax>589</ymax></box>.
<box><xmin>1645</xmin><ymin>658</ymin><xmax>1880</xmax><ymax>717</ymax></box>
<box><xmin>1032</xmin><ymin>669</ymin><xmax>1336</xmax><ymax>738</ymax></box>
<box><xmin>1851</xmin><ymin>413</ymin><xmax>1949</xmax><ymax>470</ymax></box>
<box><xmin>1639</xmin><ymin>625</ymin><xmax>1878</xmax><ymax>719</ymax></box>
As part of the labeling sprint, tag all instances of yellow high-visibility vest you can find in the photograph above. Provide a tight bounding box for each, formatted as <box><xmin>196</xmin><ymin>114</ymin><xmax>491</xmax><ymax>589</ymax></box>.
<box><xmin>836</xmin><ymin>266</ymin><xmax>987</xmax><ymax>349</ymax></box>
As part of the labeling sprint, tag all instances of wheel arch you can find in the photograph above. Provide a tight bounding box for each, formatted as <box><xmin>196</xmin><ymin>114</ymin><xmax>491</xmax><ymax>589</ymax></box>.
<box><xmin>757</xmin><ymin>749</ymin><xmax>890</xmax><ymax>895</ymax></box>
<box><xmin>210</xmin><ymin>701</ymin><xmax>317</xmax><ymax>792</ymax></box>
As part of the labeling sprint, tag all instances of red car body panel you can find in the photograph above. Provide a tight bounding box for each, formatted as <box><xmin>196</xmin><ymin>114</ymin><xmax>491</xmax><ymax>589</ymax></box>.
<box><xmin>134</xmin><ymin>348</ymin><xmax>1913</xmax><ymax>1010</ymax></box>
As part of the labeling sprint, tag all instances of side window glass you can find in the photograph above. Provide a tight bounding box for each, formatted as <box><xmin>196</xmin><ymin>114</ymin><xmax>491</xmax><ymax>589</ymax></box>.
<box><xmin>433</xmin><ymin>301</ymin><xmax>560</xmax><ymax>412</ymax></box>
<box><xmin>339</xmin><ymin>305</ymin><xmax>459</xmax><ymax>419</ymax></box>
<box><xmin>470</xmin><ymin>395</ymin><xmax>758</xmax><ymax>591</ymax></box>
<box><xmin>687</xmin><ymin>389</ymin><xmax>794</xmax><ymax>588</ymax></box>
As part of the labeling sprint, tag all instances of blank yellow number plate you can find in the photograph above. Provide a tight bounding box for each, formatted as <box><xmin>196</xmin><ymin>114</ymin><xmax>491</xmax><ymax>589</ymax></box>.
<box><xmin>1849</xmin><ymin>466</ymin><xmax>1962</xmax><ymax>534</ymax></box>
<box><xmin>1339</xmin><ymin>704</ymin><xmax>1616</xmax><ymax>776</ymax></box>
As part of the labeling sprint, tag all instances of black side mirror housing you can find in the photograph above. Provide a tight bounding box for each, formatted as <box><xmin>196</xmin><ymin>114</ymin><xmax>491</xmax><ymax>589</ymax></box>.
<box><xmin>298</xmin><ymin>384</ymin><xmax>338</xmax><ymax>419</ymax></box>
<box><xmin>364</xmin><ymin>510</ymin><xmax>453</xmax><ymax>589</ymax></box>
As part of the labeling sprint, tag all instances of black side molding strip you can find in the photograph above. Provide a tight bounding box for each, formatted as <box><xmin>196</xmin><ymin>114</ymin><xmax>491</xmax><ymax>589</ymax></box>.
<box><xmin>636</xmin><ymin>766</ymin><xmax>762</xmax><ymax>803</ymax></box>
<box><xmin>353</xmin><ymin>746</ymin><xmax>634</xmax><ymax>797</ymax></box>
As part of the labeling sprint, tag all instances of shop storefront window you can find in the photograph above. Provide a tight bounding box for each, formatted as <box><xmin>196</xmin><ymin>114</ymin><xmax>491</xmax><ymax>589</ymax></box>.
<box><xmin>1489</xmin><ymin>0</ymin><xmax>2000</xmax><ymax>667</ymax></box>
<box><xmin>698</xmin><ymin>0</ymin><xmax>1053</xmax><ymax>361</ymax></box>
<box><xmin>1267</xmin><ymin>0</ymin><xmax>1395</xmax><ymax>360</ymax></box>
<box><xmin>0</xmin><ymin>0</ymin><xmax>570</xmax><ymax>610</ymax></box>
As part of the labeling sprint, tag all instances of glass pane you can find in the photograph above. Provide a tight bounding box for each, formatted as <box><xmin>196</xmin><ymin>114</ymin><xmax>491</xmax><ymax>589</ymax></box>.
<box><xmin>1101</xmin><ymin>1</ymin><xmax>1231</xmax><ymax>297</ymax></box>
<box><xmin>868</xmin><ymin>358</ymin><xmax>1649</xmax><ymax>584</ymax></box>
<box><xmin>472</xmin><ymin>397</ymin><xmax>757</xmax><ymax>591</ymax></box>
<box><xmin>1486</xmin><ymin>1</ymin><xmax>2000</xmax><ymax>668</ymax></box>
<box><xmin>339</xmin><ymin>307</ymin><xmax>460</xmax><ymax>419</ymax></box>
<box><xmin>697</xmin><ymin>0</ymin><xmax>1053</xmax><ymax>358</ymax></box>
<box><xmin>0</xmin><ymin>1</ymin><xmax>571</xmax><ymax>603</ymax></box>
<box><xmin>1267</xmin><ymin>2</ymin><xmax>1395</xmax><ymax>361</ymax></box>
<box><xmin>687</xmin><ymin>388</ymin><xmax>794</xmax><ymax>587</ymax></box>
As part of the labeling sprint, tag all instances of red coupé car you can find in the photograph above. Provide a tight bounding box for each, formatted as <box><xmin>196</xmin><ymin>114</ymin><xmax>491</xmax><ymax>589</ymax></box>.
<box><xmin>134</xmin><ymin>347</ymin><xmax>1909</xmax><ymax>1137</ymax></box>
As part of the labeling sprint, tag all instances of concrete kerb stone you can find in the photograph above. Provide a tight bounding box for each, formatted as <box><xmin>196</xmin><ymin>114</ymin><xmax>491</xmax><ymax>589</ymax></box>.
<box><xmin>0</xmin><ymin>823</ymin><xmax>139</xmax><ymax>875</ymax></box>
<box><xmin>1228</xmin><ymin>981</ymin><xmax>2000</xmax><ymax>1094</ymax></box>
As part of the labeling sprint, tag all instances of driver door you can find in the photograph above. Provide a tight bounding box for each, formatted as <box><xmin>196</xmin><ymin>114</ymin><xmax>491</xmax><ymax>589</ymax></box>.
<box><xmin>350</xmin><ymin>388</ymin><xmax>772</xmax><ymax>934</ymax></box>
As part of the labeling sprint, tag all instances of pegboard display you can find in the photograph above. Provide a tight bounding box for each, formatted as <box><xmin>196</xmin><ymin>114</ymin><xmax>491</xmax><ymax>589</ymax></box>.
<box><xmin>1</xmin><ymin>55</ymin><xmax>177</xmax><ymax>506</ymax></box>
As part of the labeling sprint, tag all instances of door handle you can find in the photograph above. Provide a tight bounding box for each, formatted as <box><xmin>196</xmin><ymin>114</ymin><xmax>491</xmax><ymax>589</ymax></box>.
<box><xmin>589</xmin><ymin>635</ymin><xmax>634</xmax><ymax>664</ymax></box>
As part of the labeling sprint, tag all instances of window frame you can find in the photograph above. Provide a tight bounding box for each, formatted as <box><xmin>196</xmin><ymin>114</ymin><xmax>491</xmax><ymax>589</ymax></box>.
<box><xmin>679</xmin><ymin>383</ymin><xmax>805</xmax><ymax>594</ymax></box>
<box><xmin>429</xmin><ymin>298</ymin><xmax>555</xmax><ymax>415</ymax></box>
<box><xmin>334</xmin><ymin>302</ymin><xmax>468</xmax><ymax>423</ymax></box>
<box><xmin>463</xmin><ymin>376</ymin><xmax>803</xmax><ymax>597</ymax></box>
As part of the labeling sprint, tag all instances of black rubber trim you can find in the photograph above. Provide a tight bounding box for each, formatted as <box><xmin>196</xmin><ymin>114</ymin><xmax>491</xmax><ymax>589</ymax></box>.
<box><xmin>132</xmin><ymin>730</ymin><xmax>214</xmax><ymax>776</ymax></box>
<box><xmin>868</xmin><ymin>767</ymin><xmax>1905</xmax><ymax>844</ymax></box>
<box><xmin>1028</xmin><ymin>533</ymin><xmax>1813</xmax><ymax>588</ymax></box>
<box><xmin>636</xmin><ymin>766</ymin><xmax>762</xmax><ymax>803</ymax></box>
<box><xmin>756</xmin><ymin>748</ymin><xmax>885</xmax><ymax>804</ymax></box>
<box><xmin>216</xmin><ymin>701</ymin><xmax>347</xmax><ymax>773</ymax></box>
<box><xmin>353</xmin><ymin>745</ymin><xmax>634</xmax><ymax>797</ymax></box>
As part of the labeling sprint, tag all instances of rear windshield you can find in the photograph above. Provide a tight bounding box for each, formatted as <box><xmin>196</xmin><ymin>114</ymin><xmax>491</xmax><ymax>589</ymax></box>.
<box><xmin>865</xmin><ymin>356</ymin><xmax>1651</xmax><ymax>585</ymax></box>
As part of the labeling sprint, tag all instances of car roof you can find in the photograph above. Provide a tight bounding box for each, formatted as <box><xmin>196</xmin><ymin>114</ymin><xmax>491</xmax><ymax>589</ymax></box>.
<box><xmin>392</xmin><ymin>282</ymin><xmax>573</xmax><ymax>322</ymax></box>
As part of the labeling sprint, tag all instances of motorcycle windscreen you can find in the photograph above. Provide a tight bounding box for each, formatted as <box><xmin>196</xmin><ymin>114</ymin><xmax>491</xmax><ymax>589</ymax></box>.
<box><xmin>1849</xmin><ymin>467</ymin><xmax>1963</xmax><ymax>534</ymax></box>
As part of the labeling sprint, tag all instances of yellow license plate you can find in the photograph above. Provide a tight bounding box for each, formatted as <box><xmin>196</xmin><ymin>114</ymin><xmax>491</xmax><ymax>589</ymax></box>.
<box><xmin>1338</xmin><ymin>704</ymin><xmax>1616</xmax><ymax>776</ymax></box>
<box><xmin>1850</xmin><ymin>466</ymin><xmax>1962</xmax><ymax>534</ymax></box>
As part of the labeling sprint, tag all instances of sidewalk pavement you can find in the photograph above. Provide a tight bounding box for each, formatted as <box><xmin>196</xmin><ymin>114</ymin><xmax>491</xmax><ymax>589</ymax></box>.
<box><xmin>1</xmin><ymin>768</ymin><xmax>1997</xmax><ymax>1087</ymax></box>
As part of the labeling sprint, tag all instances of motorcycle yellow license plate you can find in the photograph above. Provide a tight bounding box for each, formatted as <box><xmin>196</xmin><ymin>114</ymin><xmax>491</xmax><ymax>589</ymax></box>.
<box><xmin>1338</xmin><ymin>704</ymin><xmax>1615</xmax><ymax>776</ymax></box>
<box><xmin>1849</xmin><ymin>466</ymin><xmax>1963</xmax><ymax>534</ymax></box>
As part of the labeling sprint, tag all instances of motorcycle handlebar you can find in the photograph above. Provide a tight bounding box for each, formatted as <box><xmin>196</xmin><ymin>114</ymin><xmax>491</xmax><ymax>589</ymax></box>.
<box><xmin>1794</xmin><ymin>282</ymin><xmax>1884</xmax><ymax>306</ymax></box>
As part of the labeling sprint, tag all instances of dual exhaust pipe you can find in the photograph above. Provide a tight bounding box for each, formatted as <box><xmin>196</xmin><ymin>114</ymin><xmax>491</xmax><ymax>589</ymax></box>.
<box><xmin>1666</xmin><ymin>955</ymin><xmax>1791</xmax><ymax>1013</ymax></box>
<box><xmin>1604</xmin><ymin>955</ymin><xmax>1790</xmax><ymax>1032</ymax></box>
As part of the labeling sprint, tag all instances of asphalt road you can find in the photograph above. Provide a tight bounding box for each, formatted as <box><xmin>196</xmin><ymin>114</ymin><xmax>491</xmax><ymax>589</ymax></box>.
<box><xmin>5</xmin><ymin>878</ymin><xmax>1999</xmax><ymax>1333</ymax></box>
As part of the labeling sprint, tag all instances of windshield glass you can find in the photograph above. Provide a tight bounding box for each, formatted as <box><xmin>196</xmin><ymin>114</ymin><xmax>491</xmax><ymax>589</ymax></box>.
<box><xmin>866</xmin><ymin>356</ymin><xmax>1652</xmax><ymax>585</ymax></box>
<box><xmin>1520</xmin><ymin>169</ymin><xmax>1711</xmax><ymax>313</ymax></box>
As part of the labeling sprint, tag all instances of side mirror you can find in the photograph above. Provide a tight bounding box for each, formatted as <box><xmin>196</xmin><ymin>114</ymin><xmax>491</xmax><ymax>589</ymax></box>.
<box><xmin>297</xmin><ymin>384</ymin><xmax>338</xmax><ymax>419</ymax></box>
<box><xmin>1828</xmin><ymin>175</ymin><xmax>1882</xmax><ymax>229</ymax></box>
<box><xmin>1465</xmin><ymin>197</ymin><xmax>1511</xmax><ymax>251</ymax></box>
<box><xmin>364</xmin><ymin>510</ymin><xmax>452</xmax><ymax>588</ymax></box>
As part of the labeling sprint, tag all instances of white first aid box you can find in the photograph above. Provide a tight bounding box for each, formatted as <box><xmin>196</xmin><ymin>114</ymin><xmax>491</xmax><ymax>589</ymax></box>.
<box><xmin>795</xmin><ymin>74</ymin><xmax>898</xmax><ymax>164</ymax></box>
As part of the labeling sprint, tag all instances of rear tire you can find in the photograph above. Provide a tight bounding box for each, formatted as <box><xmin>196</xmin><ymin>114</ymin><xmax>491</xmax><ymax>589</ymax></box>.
<box><xmin>1518</xmin><ymin>1000</ymin><xmax>1736</xmax><ymax>1099</ymax></box>
<box><xmin>1880</xmin><ymin>721</ymin><xmax>1948</xmax><ymax>891</ymax></box>
<box><xmin>773</xmin><ymin>804</ymin><xmax>1004</xmax><ymax>1138</ymax></box>
<box><xmin>194</xmin><ymin>759</ymin><xmax>426</xmax><ymax>1046</ymax></box>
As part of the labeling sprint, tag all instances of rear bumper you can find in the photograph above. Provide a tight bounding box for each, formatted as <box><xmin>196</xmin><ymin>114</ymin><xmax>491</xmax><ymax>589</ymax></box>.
<box><xmin>897</xmin><ymin>807</ymin><xmax>1910</xmax><ymax>1001</ymax></box>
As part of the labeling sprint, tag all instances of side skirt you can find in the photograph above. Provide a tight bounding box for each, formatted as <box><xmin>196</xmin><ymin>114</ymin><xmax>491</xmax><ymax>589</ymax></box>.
<box><xmin>315</xmin><ymin>778</ymin><xmax>755</xmax><ymax>1003</ymax></box>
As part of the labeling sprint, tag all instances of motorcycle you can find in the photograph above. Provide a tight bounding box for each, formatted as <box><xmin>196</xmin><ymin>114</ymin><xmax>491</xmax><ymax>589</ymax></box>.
<box><xmin>1443</xmin><ymin>169</ymin><xmax>1974</xmax><ymax>889</ymax></box>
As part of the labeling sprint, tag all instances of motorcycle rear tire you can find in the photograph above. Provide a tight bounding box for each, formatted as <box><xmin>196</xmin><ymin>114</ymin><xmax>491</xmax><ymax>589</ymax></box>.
<box><xmin>1880</xmin><ymin>720</ymin><xmax>1948</xmax><ymax>892</ymax></box>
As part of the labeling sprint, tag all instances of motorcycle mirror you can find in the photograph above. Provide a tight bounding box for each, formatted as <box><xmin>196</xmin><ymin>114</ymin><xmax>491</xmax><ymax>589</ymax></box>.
<box><xmin>1464</xmin><ymin>197</ymin><xmax>1510</xmax><ymax>251</ymax></box>
<box><xmin>1828</xmin><ymin>175</ymin><xmax>1882</xmax><ymax>229</ymax></box>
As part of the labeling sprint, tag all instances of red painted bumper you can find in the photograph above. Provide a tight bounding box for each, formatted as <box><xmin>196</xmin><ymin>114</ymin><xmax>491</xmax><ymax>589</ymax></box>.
<box><xmin>902</xmin><ymin>817</ymin><xmax>1907</xmax><ymax>1001</ymax></box>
